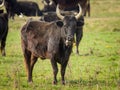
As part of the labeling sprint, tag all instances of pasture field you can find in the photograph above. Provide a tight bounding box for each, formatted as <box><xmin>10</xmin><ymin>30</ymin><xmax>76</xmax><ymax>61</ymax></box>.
<box><xmin>0</xmin><ymin>0</ymin><xmax>120</xmax><ymax>90</ymax></box>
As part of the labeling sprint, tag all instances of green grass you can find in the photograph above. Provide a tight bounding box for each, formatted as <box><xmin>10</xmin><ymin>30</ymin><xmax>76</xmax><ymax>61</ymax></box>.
<box><xmin>0</xmin><ymin>0</ymin><xmax>120</xmax><ymax>90</ymax></box>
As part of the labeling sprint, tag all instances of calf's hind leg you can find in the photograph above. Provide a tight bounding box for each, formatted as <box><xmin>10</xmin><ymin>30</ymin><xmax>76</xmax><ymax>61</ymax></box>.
<box><xmin>30</xmin><ymin>55</ymin><xmax>38</xmax><ymax>81</ymax></box>
<box><xmin>23</xmin><ymin>49</ymin><xmax>33</xmax><ymax>83</ymax></box>
<box><xmin>23</xmin><ymin>48</ymin><xmax>38</xmax><ymax>83</ymax></box>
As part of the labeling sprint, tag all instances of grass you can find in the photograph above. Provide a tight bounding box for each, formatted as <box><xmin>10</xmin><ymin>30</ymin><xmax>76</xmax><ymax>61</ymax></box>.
<box><xmin>0</xmin><ymin>0</ymin><xmax>120</xmax><ymax>90</ymax></box>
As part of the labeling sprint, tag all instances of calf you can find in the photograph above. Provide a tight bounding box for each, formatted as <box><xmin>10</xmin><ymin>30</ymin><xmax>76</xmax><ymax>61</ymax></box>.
<box><xmin>21</xmin><ymin>4</ymin><xmax>82</xmax><ymax>84</ymax></box>
<box><xmin>0</xmin><ymin>13</ymin><xmax>8</xmax><ymax>56</ymax></box>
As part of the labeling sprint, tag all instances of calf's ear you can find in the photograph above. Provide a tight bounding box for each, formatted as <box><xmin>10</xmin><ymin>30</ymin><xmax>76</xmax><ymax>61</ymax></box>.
<box><xmin>56</xmin><ymin>21</ymin><xmax>63</xmax><ymax>27</ymax></box>
<box><xmin>77</xmin><ymin>16</ymin><xmax>84</xmax><ymax>26</ymax></box>
<box><xmin>77</xmin><ymin>21</ymin><xmax>84</xmax><ymax>26</ymax></box>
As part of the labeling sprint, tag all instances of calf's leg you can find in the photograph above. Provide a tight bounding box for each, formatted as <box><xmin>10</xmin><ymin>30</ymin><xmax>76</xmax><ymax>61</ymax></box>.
<box><xmin>50</xmin><ymin>58</ymin><xmax>58</xmax><ymax>85</ymax></box>
<box><xmin>76</xmin><ymin>27</ymin><xmax>83</xmax><ymax>55</ymax></box>
<box><xmin>30</xmin><ymin>55</ymin><xmax>38</xmax><ymax>81</ymax></box>
<box><xmin>23</xmin><ymin>49</ymin><xmax>32</xmax><ymax>83</ymax></box>
<box><xmin>61</xmin><ymin>60</ymin><xmax>68</xmax><ymax>85</ymax></box>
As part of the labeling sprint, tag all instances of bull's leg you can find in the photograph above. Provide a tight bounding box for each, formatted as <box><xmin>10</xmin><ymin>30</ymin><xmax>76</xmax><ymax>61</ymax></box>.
<box><xmin>84</xmin><ymin>10</ymin><xmax>87</xmax><ymax>16</ymax></box>
<box><xmin>11</xmin><ymin>13</ymin><xmax>15</xmax><ymax>20</ymax></box>
<box><xmin>6</xmin><ymin>9</ymin><xmax>9</xmax><ymax>17</ymax></box>
<box><xmin>61</xmin><ymin>61</ymin><xmax>68</xmax><ymax>85</ymax></box>
<box><xmin>50</xmin><ymin>58</ymin><xmax>58</xmax><ymax>85</ymax></box>
<box><xmin>88</xmin><ymin>3</ymin><xmax>90</xmax><ymax>17</ymax></box>
<box><xmin>9</xmin><ymin>11</ymin><xmax>14</xmax><ymax>19</ymax></box>
<box><xmin>1</xmin><ymin>39</ymin><xmax>6</xmax><ymax>56</ymax></box>
<box><xmin>76</xmin><ymin>28</ymin><xmax>83</xmax><ymax>55</ymax></box>
<box><xmin>83</xmin><ymin>8</ymin><xmax>86</xmax><ymax>16</ymax></box>
<box><xmin>23</xmin><ymin>49</ymin><xmax>32</xmax><ymax>83</ymax></box>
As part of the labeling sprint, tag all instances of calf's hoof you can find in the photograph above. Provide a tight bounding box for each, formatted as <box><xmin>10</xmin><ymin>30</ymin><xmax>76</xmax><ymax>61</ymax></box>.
<box><xmin>52</xmin><ymin>81</ymin><xmax>57</xmax><ymax>85</ymax></box>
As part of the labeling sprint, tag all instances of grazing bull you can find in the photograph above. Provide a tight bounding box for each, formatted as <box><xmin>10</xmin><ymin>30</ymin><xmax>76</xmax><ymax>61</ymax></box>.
<box><xmin>41</xmin><ymin>0</ymin><xmax>56</xmax><ymax>12</ymax></box>
<box><xmin>40</xmin><ymin>11</ymin><xmax>84</xmax><ymax>55</ymax></box>
<box><xmin>0</xmin><ymin>13</ymin><xmax>8</xmax><ymax>56</ymax></box>
<box><xmin>52</xmin><ymin>0</ymin><xmax>90</xmax><ymax>17</ymax></box>
<box><xmin>21</xmin><ymin>4</ymin><xmax>82</xmax><ymax>84</ymax></box>
<box><xmin>0</xmin><ymin>0</ymin><xmax>43</xmax><ymax>19</ymax></box>
<box><xmin>80</xmin><ymin>0</ymin><xmax>90</xmax><ymax>17</ymax></box>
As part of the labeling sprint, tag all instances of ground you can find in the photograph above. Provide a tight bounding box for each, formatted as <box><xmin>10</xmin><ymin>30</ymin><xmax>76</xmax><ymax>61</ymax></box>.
<box><xmin>0</xmin><ymin>0</ymin><xmax>120</xmax><ymax>90</ymax></box>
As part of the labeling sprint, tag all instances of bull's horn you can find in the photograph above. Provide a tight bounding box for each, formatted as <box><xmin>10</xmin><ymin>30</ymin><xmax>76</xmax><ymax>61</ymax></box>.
<box><xmin>75</xmin><ymin>4</ymin><xmax>82</xmax><ymax>20</ymax></box>
<box><xmin>42</xmin><ymin>0</ymin><xmax>48</xmax><ymax>5</ymax></box>
<box><xmin>0</xmin><ymin>0</ymin><xmax>4</xmax><ymax>8</ymax></box>
<box><xmin>56</xmin><ymin>4</ymin><xmax>64</xmax><ymax>20</ymax></box>
<box><xmin>49</xmin><ymin>1</ymin><xmax>53</xmax><ymax>5</ymax></box>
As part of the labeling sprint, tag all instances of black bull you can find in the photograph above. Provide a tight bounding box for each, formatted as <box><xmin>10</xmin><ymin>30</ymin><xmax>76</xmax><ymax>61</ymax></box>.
<box><xmin>0</xmin><ymin>13</ymin><xmax>8</xmax><ymax>56</ymax></box>
<box><xmin>21</xmin><ymin>4</ymin><xmax>83</xmax><ymax>84</ymax></box>
<box><xmin>0</xmin><ymin>0</ymin><xmax>42</xmax><ymax>19</ymax></box>
<box><xmin>42</xmin><ymin>0</ymin><xmax>90</xmax><ymax>17</ymax></box>
<box><xmin>40</xmin><ymin>12</ymin><xmax>84</xmax><ymax>54</ymax></box>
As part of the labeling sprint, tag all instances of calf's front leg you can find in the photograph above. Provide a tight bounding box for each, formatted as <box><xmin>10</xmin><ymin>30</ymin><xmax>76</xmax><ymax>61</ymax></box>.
<box><xmin>61</xmin><ymin>60</ymin><xmax>68</xmax><ymax>85</ymax></box>
<box><xmin>50</xmin><ymin>58</ymin><xmax>58</xmax><ymax>85</ymax></box>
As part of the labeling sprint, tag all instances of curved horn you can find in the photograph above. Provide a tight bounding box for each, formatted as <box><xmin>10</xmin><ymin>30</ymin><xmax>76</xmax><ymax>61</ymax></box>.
<box><xmin>56</xmin><ymin>4</ymin><xmax>64</xmax><ymax>20</ymax></box>
<box><xmin>49</xmin><ymin>0</ymin><xmax>53</xmax><ymax>5</ymax></box>
<box><xmin>0</xmin><ymin>0</ymin><xmax>4</xmax><ymax>8</ymax></box>
<box><xmin>75</xmin><ymin>4</ymin><xmax>82</xmax><ymax>20</ymax></box>
<box><xmin>42</xmin><ymin>0</ymin><xmax>48</xmax><ymax>5</ymax></box>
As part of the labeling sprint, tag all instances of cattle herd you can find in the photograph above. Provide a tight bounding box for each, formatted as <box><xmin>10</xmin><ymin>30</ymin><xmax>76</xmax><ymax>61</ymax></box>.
<box><xmin>0</xmin><ymin>0</ymin><xmax>91</xmax><ymax>85</ymax></box>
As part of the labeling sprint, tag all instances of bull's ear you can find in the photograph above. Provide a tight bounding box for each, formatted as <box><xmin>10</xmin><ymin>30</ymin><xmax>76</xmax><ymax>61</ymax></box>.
<box><xmin>56</xmin><ymin>21</ymin><xmax>63</xmax><ymax>27</ymax></box>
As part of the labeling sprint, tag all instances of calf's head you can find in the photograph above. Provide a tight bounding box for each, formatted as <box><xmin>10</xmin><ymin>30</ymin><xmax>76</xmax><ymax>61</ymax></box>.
<box><xmin>56</xmin><ymin>4</ymin><xmax>82</xmax><ymax>46</ymax></box>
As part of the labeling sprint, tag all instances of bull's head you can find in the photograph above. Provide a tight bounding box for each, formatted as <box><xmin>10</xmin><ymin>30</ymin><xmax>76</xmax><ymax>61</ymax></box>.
<box><xmin>0</xmin><ymin>0</ymin><xmax>4</xmax><ymax>8</ymax></box>
<box><xmin>56</xmin><ymin>4</ymin><xmax>82</xmax><ymax>46</ymax></box>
